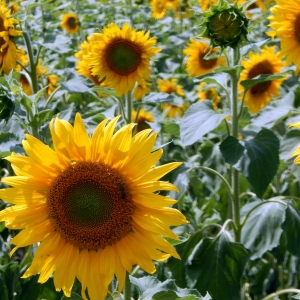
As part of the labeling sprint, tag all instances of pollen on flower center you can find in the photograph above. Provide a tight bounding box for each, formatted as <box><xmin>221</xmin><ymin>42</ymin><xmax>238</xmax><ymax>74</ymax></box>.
<box><xmin>247</xmin><ymin>61</ymin><xmax>273</xmax><ymax>94</ymax></box>
<box><xmin>294</xmin><ymin>13</ymin><xmax>300</xmax><ymax>44</ymax></box>
<box><xmin>105</xmin><ymin>39</ymin><xmax>142</xmax><ymax>76</ymax></box>
<box><xmin>47</xmin><ymin>161</ymin><xmax>135</xmax><ymax>250</ymax></box>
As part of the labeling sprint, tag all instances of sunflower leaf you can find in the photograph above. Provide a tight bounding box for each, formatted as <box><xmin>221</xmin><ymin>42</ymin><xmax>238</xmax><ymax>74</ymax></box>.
<box><xmin>282</xmin><ymin>204</ymin><xmax>300</xmax><ymax>257</ymax></box>
<box><xmin>186</xmin><ymin>231</ymin><xmax>251</xmax><ymax>300</ymax></box>
<box><xmin>219</xmin><ymin>136</ymin><xmax>245</xmax><ymax>165</ymax></box>
<box><xmin>240</xmin><ymin>73</ymin><xmax>286</xmax><ymax>94</ymax></box>
<box><xmin>235</xmin><ymin>128</ymin><xmax>280</xmax><ymax>198</ymax></box>
<box><xmin>180</xmin><ymin>101</ymin><xmax>230</xmax><ymax>146</ymax></box>
<box><xmin>193</xmin><ymin>72</ymin><xmax>228</xmax><ymax>91</ymax></box>
<box><xmin>241</xmin><ymin>200</ymin><xmax>287</xmax><ymax>259</ymax></box>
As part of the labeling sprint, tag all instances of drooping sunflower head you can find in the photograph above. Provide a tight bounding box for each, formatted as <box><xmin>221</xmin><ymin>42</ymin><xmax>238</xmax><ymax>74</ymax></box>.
<box><xmin>0</xmin><ymin>113</ymin><xmax>187</xmax><ymax>300</ymax></box>
<box><xmin>86</xmin><ymin>23</ymin><xmax>161</xmax><ymax>96</ymax></box>
<box><xmin>157</xmin><ymin>78</ymin><xmax>185</xmax><ymax>96</ymax></box>
<box><xmin>267</xmin><ymin>0</ymin><xmax>300</xmax><ymax>73</ymax></box>
<box><xmin>151</xmin><ymin>0</ymin><xmax>168</xmax><ymax>19</ymax></box>
<box><xmin>60</xmin><ymin>13</ymin><xmax>79</xmax><ymax>34</ymax></box>
<box><xmin>198</xmin><ymin>82</ymin><xmax>221</xmax><ymax>110</ymax></box>
<box><xmin>183</xmin><ymin>39</ymin><xmax>226</xmax><ymax>77</ymax></box>
<box><xmin>239</xmin><ymin>46</ymin><xmax>286</xmax><ymax>114</ymax></box>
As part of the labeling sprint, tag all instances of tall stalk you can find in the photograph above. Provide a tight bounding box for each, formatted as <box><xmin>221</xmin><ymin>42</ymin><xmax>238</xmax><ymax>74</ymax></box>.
<box><xmin>230</xmin><ymin>47</ymin><xmax>241</xmax><ymax>242</ymax></box>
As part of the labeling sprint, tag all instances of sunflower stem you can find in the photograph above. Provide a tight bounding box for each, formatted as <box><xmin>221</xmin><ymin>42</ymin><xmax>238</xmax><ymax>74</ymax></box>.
<box><xmin>124</xmin><ymin>271</ymin><xmax>132</xmax><ymax>300</ymax></box>
<box><xmin>22</xmin><ymin>31</ymin><xmax>38</xmax><ymax>94</ymax></box>
<box><xmin>231</xmin><ymin>46</ymin><xmax>241</xmax><ymax>242</ymax></box>
<box><xmin>126</xmin><ymin>91</ymin><xmax>133</xmax><ymax>125</ymax></box>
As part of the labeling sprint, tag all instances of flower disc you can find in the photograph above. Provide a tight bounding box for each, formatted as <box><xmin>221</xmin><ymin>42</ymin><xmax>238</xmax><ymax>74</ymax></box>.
<box><xmin>105</xmin><ymin>39</ymin><xmax>142</xmax><ymax>76</ymax></box>
<box><xmin>47</xmin><ymin>162</ymin><xmax>134</xmax><ymax>250</ymax></box>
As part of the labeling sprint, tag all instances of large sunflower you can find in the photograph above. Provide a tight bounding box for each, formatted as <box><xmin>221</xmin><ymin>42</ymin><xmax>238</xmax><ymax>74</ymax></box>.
<box><xmin>86</xmin><ymin>23</ymin><xmax>161</xmax><ymax>96</ymax></box>
<box><xmin>183</xmin><ymin>39</ymin><xmax>226</xmax><ymax>77</ymax></box>
<box><xmin>239</xmin><ymin>46</ymin><xmax>286</xmax><ymax>114</ymax></box>
<box><xmin>0</xmin><ymin>7</ymin><xmax>22</xmax><ymax>74</ymax></box>
<box><xmin>0</xmin><ymin>113</ymin><xmax>187</xmax><ymax>300</ymax></box>
<box><xmin>60</xmin><ymin>13</ymin><xmax>79</xmax><ymax>34</ymax></box>
<box><xmin>267</xmin><ymin>0</ymin><xmax>300</xmax><ymax>73</ymax></box>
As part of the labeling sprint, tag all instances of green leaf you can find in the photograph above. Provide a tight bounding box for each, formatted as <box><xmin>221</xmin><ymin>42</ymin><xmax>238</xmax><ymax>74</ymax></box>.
<box><xmin>0</xmin><ymin>132</ymin><xmax>20</xmax><ymax>153</ymax></box>
<box><xmin>186</xmin><ymin>231</ymin><xmax>251</xmax><ymax>300</ymax></box>
<box><xmin>194</xmin><ymin>72</ymin><xmax>228</xmax><ymax>91</ymax></box>
<box><xmin>213</xmin><ymin>65</ymin><xmax>244</xmax><ymax>78</ymax></box>
<box><xmin>240</xmin><ymin>39</ymin><xmax>269</xmax><ymax>56</ymax></box>
<box><xmin>240</xmin><ymin>74</ymin><xmax>286</xmax><ymax>94</ymax></box>
<box><xmin>241</xmin><ymin>200</ymin><xmax>287</xmax><ymax>259</ymax></box>
<box><xmin>282</xmin><ymin>205</ymin><xmax>300</xmax><ymax>257</ymax></box>
<box><xmin>42</xmin><ymin>35</ymin><xmax>71</xmax><ymax>54</ymax></box>
<box><xmin>61</xmin><ymin>292</ymin><xmax>83</xmax><ymax>300</ymax></box>
<box><xmin>0</xmin><ymin>262</ymin><xmax>20</xmax><ymax>299</ymax></box>
<box><xmin>180</xmin><ymin>101</ymin><xmax>229</xmax><ymax>146</ymax></box>
<box><xmin>130</xmin><ymin>276</ymin><xmax>203</xmax><ymax>300</ymax></box>
<box><xmin>237</xmin><ymin>129</ymin><xmax>280</xmax><ymax>198</ymax></box>
<box><xmin>28</xmin><ymin>109</ymin><xmax>53</xmax><ymax>129</ymax></box>
<box><xmin>144</xmin><ymin>92</ymin><xmax>183</xmax><ymax>105</ymax></box>
<box><xmin>163</xmin><ymin>123</ymin><xmax>180</xmax><ymax>136</ymax></box>
<box><xmin>0</xmin><ymin>274</ymin><xmax>9</xmax><ymax>300</ymax></box>
<box><xmin>219</xmin><ymin>136</ymin><xmax>245</xmax><ymax>165</ymax></box>
<box><xmin>292</xmin><ymin>294</ymin><xmax>300</xmax><ymax>299</ymax></box>
<box><xmin>60</xmin><ymin>78</ymin><xmax>92</xmax><ymax>94</ymax></box>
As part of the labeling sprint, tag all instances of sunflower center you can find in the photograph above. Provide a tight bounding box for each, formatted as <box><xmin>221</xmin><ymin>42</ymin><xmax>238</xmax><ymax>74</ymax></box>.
<box><xmin>47</xmin><ymin>161</ymin><xmax>135</xmax><ymax>250</ymax></box>
<box><xmin>199</xmin><ymin>50</ymin><xmax>218</xmax><ymax>69</ymax></box>
<box><xmin>294</xmin><ymin>13</ymin><xmax>300</xmax><ymax>44</ymax></box>
<box><xmin>247</xmin><ymin>60</ymin><xmax>273</xmax><ymax>94</ymax></box>
<box><xmin>67</xmin><ymin>17</ymin><xmax>77</xmax><ymax>29</ymax></box>
<box><xmin>106</xmin><ymin>39</ymin><xmax>142</xmax><ymax>76</ymax></box>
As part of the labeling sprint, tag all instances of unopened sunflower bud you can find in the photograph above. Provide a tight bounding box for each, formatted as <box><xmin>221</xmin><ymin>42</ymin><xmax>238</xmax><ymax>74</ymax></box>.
<box><xmin>200</xmin><ymin>0</ymin><xmax>249</xmax><ymax>49</ymax></box>
<box><xmin>0</xmin><ymin>86</ymin><xmax>15</xmax><ymax>122</ymax></box>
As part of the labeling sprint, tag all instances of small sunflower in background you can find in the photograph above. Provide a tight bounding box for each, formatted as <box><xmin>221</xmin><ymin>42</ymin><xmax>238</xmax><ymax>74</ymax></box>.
<box><xmin>198</xmin><ymin>82</ymin><xmax>221</xmax><ymax>110</ymax></box>
<box><xmin>46</xmin><ymin>74</ymin><xmax>60</xmax><ymax>98</ymax></box>
<box><xmin>18</xmin><ymin>74</ymin><xmax>32</xmax><ymax>96</ymax></box>
<box><xmin>162</xmin><ymin>102</ymin><xmax>187</xmax><ymax>118</ymax></box>
<box><xmin>151</xmin><ymin>0</ymin><xmax>168</xmax><ymax>19</ymax></box>
<box><xmin>183</xmin><ymin>39</ymin><xmax>226</xmax><ymax>77</ymax></box>
<box><xmin>239</xmin><ymin>46</ymin><xmax>286</xmax><ymax>114</ymax></box>
<box><xmin>267</xmin><ymin>0</ymin><xmax>300</xmax><ymax>73</ymax></box>
<box><xmin>86</xmin><ymin>23</ymin><xmax>161</xmax><ymax>96</ymax></box>
<box><xmin>134</xmin><ymin>81</ymin><xmax>151</xmax><ymax>100</ymax></box>
<box><xmin>157</xmin><ymin>78</ymin><xmax>185</xmax><ymax>96</ymax></box>
<box><xmin>166</xmin><ymin>0</ymin><xmax>181</xmax><ymax>12</ymax></box>
<box><xmin>0</xmin><ymin>5</ymin><xmax>23</xmax><ymax>74</ymax></box>
<box><xmin>0</xmin><ymin>113</ymin><xmax>187</xmax><ymax>300</ymax></box>
<box><xmin>132</xmin><ymin>108</ymin><xmax>154</xmax><ymax>132</ymax></box>
<box><xmin>60</xmin><ymin>13</ymin><xmax>79</xmax><ymax>34</ymax></box>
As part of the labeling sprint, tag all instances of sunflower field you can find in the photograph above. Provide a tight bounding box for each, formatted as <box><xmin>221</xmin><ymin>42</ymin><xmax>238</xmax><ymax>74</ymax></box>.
<box><xmin>1</xmin><ymin>0</ymin><xmax>300</xmax><ymax>299</ymax></box>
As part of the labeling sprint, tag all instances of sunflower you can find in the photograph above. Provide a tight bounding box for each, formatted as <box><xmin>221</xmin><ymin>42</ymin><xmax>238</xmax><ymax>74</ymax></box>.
<box><xmin>46</xmin><ymin>75</ymin><xmax>60</xmax><ymax>98</ymax></box>
<box><xmin>198</xmin><ymin>0</ymin><xmax>218</xmax><ymax>11</ymax></box>
<box><xmin>239</xmin><ymin>46</ymin><xmax>286</xmax><ymax>114</ymax></box>
<box><xmin>183</xmin><ymin>39</ymin><xmax>226</xmax><ymax>77</ymax></box>
<box><xmin>267</xmin><ymin>0</ymin><xmax>300</xmax><ymax>73</ymax></box>
<box><xmin>0</xmin><ymin>7</ymin><xmax>22</xmax><ymax>74</ymax></box>
<box><xmin>0</xmin><ymin>114</ymin><xmax>187</xmax><ymax>300</ymax></box>
<box><xmin>86</xmin><ymin>23</ymin><xmax>160</xmax><ymax>96</ymax></box>
<box><xmin>198</xmin><ymin>82</ymin><xmax>221</xmax><ymax>110</ymax></box>
<box><xmin>132</xmin><ymin>108</ymin><xmax>154</xmax><ymax>132</ymax></box>
<box><xmin>60</xmin><ymin>13</ymin><xmax>79</xmax><ymax>34</ymax></box>
<box><xmin>166</xmin><ymin>0</ymin><xmax>181</xmax><ymax>12</ymax></box>
<box><xmin>151</xmin><ymin>0</ymin><xmax>168</xmax><ymax>19</ymax></box>
<box><xmin>157</xmin><ymin>78</ymin><xmax>185</xmax><ymax>96</ymax></box>
<box><xmin>134</xmin><ymin>81</ymin><xmax>151</xmax><ymax>100</ymax></box>
<box><xmin>162</xmin><ymin>103</ymin><xmax>187</xmax><ymax>118</ymax></box>
<box><xmin>18</xmin><ymin>73</ymin><xmax>32</xmax><ymax>96</ymax></box>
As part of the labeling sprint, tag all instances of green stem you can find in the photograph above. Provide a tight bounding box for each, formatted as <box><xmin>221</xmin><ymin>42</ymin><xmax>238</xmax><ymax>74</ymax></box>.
<box><xmin>126</xmin><ymin>91</ymin><xmax>133</xmax><ymax>125</ymax></box>
<box><xmin>231</xmin><ymin>46</ymin><xmax>241</xmax><ymax>242</ymax></box>
<box><xmin>23</xmin><ymin>31</ymin><xmax>38</xmax><ymax>94</ymax></box>
<box><xmin>261</xmin><ymin>289</ymin><xmax>300</xmax><ymax>300</ymax></box>
<box><xmin>199</xmin><ymin>166</ymin><xmax>234</xmax><ymax>204</ymax></box>
<box><xmin>124</xmin><ymin>272</ymin><xmax>131</xmax><ymax>300</ymax></box>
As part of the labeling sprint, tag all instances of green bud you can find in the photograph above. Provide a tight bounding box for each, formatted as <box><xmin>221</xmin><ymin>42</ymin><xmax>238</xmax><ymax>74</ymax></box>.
<box><xmin>0</xmin><ymin>86</ymin><xmax>15</xmax><ymax>122</ymax></box>
<box><xmin>200</xmin><ymin>0</ymin><xmax>249</xmax><ymax>49</ymax></box>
